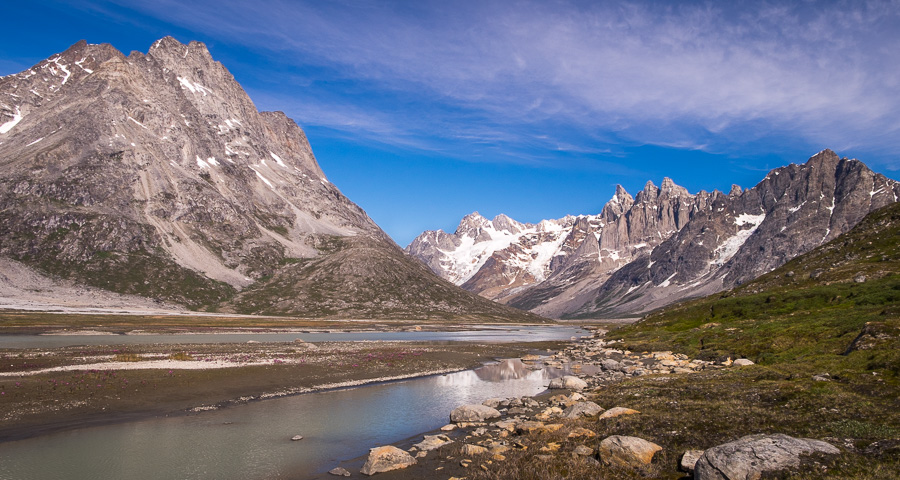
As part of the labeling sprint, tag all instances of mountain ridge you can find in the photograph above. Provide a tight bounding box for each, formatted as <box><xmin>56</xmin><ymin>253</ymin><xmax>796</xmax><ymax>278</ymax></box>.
<box><xmin>407</xmin><ymin>150</ymin><xmax>899</xmax><ymax>318</ymax></box>
<box><xmin>0</xmin><ymin>37</ymin><xmax>545</xmax><ymax>322</ymax></box>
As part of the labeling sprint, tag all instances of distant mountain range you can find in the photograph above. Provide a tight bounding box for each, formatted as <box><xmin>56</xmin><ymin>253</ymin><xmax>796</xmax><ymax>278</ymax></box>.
<box><xmin>0</xmin><ymin>38</ymin><xmax>542</xmax><ymax>322</ymax></box>
<box><xmin>407</xmin><ymin>150</ymin><xmax>899</xmax><ymax>318</ymax></box>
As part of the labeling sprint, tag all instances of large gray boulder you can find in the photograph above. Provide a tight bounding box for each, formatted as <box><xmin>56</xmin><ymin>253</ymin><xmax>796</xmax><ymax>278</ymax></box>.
<box><xmin>694</xmin><ymin>434</ymin><xmax>840</xmax><ymax>480</ymax></box>
<box><xmin>360</xmin><ymin>446</ymin><xmax>417</xmax><ymax>475</ymax></box>
<box><xmin>450</xmin><ymin>404</ymin><xmax>501</xmax><ymax>423</ymax></box>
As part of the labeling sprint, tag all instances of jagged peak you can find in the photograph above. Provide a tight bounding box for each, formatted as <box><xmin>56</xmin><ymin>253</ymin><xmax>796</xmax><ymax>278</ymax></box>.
<box><xmin>805</xmin><ymin>148</ymin><xmax>840</xmax><ymax>168</ymax></box>
<box><xmin>729</xmin><ymin>184</ymin><xmax>742</xmax><ymax>196</ymax></box>
<box><xmin>491</xmin><ymin>213</ymin><xmax>523</xmax><ymax>234</ymax></box>
<box><xmin>148</xmin><ymin>36</ymin><xmax>213</xmax><ymax>63</ymax></box>
<box><xmin>611</xmin><ymin>184</ymin><xmax>633</xmax><ymax>204</ymax></box>
<box><xmin>634</xmin><ymin>180</ymin><xmax>660</xmax><ymax>203</ymax></box>
<box><xmin>659</xmin><ymin>177</ymin><xmax>691</xmax><ymax>198</ymax></box>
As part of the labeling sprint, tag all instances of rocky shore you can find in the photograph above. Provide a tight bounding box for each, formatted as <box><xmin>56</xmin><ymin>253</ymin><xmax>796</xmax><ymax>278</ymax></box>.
<box><xmin>347</xmin><ymin>329</ymin><xmax>842</xmax><ymax>479</ymax></box>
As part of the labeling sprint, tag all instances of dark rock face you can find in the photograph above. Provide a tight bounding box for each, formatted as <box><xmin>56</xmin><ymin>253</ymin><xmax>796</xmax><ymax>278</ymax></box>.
<box><xmin>408</xmin><ymin>150</ymin><xmax>899</xmax><ymax>318</ymax></box>
<box><xmin>0</xmin><ymin>38</ymin><xmax>544</xmax><ymax>320</ymax></box>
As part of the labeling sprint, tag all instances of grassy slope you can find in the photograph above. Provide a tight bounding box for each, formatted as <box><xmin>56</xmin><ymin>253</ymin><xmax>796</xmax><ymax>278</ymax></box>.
<box><xmin>593</xmin><ymin>201</ymin><xmax>900</xmax><ymax>478</ymax></box>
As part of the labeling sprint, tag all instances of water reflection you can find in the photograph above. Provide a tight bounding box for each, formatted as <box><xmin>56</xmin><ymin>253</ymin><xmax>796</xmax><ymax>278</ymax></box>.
<box><xmin>0</xmin><ymin>359</ymin><xmax>575</xmax><ymax>480</ymax></box>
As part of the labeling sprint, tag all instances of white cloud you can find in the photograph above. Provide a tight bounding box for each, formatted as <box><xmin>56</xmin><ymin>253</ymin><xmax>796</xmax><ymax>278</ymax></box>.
<box><xmin>114</xmin><ymin>0</ymin><xmax>900</xmax><ymax>166</ymax></box>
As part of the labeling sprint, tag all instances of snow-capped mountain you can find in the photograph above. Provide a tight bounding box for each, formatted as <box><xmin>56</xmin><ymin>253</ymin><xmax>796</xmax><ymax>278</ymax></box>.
<box><xmin>407</xmin><ymin>150</ymin><xmax>900</xmax><ymax>318</ymax></box>
<box><xmin>0</xmin><ymin>38</ymin><xmax>543</xmax><ymax>322</ymax></box>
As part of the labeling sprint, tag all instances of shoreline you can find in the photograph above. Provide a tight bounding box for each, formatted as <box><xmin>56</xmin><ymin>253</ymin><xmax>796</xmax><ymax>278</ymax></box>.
<box><xmin>0</xmin><ymin>339</ymin><xmax>567</xmax><ymax>443</ymax></box>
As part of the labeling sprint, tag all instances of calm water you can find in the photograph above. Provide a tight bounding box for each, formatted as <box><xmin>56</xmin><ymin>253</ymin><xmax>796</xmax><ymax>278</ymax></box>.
<box><xmin>0</xmin><ymin>325</ymin><xmax>585</xmax><ymax>349</ymax></box>
<box><xmin>0</xmin><ymin>359</ymin><xmax>574</xmax><ymax>480</ymax></box>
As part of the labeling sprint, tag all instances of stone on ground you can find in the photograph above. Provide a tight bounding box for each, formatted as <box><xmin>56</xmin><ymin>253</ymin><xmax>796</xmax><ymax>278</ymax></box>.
<box><xmin>598</xmin><ymin>435</ymin><xmax>663</xmax><ymax>468</ymax></box>
<box><xmin>562</xmin><ymin>401</ymin><xmax>604</xmax><ymax>418</ymax></box>
<box><xmin>694</xmin><ymin>433</ymin><xmax>840</xmax><ymax>480</ymax></box>
<box><xmin>598</xmin><ymin>406</ymin><xmax>640</xmax><ymax>420</ymax></box>
<box><xmin>328</xmin><ymin>467</ymin><xmax>351</xmax><ymax>476</ymax></box>
<box><xmin>413</xmin><ymin>434</ymin><xmax>453</xmax><ymax>452</ymax></box>
<box><xmin>680</xmin><ymin>450</ymin><xmax>705</xmax><ymax>475</ymax></box>
<box><xmin>360</xmin><ymin>446</ymin><xmax>417</xmax><ymax>476</ymax></box>
<box><xmin>548</xmin><ymin>375</ymin><xmax>588</xmax><ymax>391</ymax></box>
<box><xmin>450</xmin><ymin>404</ymin><xmax>501</xmax><ymax>423</ymax></box>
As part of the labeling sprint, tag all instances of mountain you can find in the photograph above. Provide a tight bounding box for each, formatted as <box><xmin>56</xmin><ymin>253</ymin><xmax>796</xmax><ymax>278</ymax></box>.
<box><xmin>407</xmin><ymin>150</ymin><xmax>899</xmax><ymax>318</ymax></box>
<box><xmin>0</xmin><ymin>38</ymin><xmax>544</xmax><ymax>322</ymax></box>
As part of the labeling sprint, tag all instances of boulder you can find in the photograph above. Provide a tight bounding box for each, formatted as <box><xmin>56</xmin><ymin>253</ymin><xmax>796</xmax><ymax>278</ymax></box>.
<box><xmin>568</xmin><ymin>427</ymin><xmax>597</xmax><ymax>439</ymax></box>
<box><xmin>461</xmin><ymin>444</ymin><xmax>488</xmax><ymax>456</ymax></box>
<box><xmin>732</xmin><ymin>359</ymin><xmax>755</xmax><ymax>367</ymax></box>
<box><xmin>413</xmin><ymin>434</ymin><xmax>453</xmax><ymax>452</ymax></box>
<box><xmin>450</xmin><ymin>404</ymin><xmax>501</xmax><ymax>423</ymax></box>
<box><xmin>598</xmin><ymin>435</ymin><xmax>662</xmax><ymax>468</ymax></box>
<box><xmin>482</xmin><ymin>397</ymin><xmax>505</xmax><ymax>409</ymax></box>
<box><xmin>360</xmin><ymin>446</ymin><xmax>417</xmax><ymax>475</ymax></box>
<box><xmin>548</xmin><ymin>375</ymin><xmax>588</xmax><ymax>391</ymax></box>
<box><xmin>328</xmin><ymin>467</ymin><xmax>351</xmax><ymax>476</ymax></box>
<box><xmin>694</xmin><ymin>434</ymin><xmax>840</xmax><ymax>480</ymax></box>
<box><xmin>680</xmin><ymin>450</ymin><xmax>705</xmax><ymax>475</ymax></box>
<box><xmin>598</xmin><ymin>406</ymin><xmax>640</xmax><ymax>420</ymax></box>
<box><xmin>562</xmin><ymin>401</ymin><xmax>604</xmax><ymax>419</ymax></box>
<box><xmin>290</xmin><ymin>435</ymin><xmax>304</xmax><ymax>441</ymax></box>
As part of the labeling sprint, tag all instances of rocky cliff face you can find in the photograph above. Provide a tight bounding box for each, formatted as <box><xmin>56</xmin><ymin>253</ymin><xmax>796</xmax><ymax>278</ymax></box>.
<box><xmin>0</xmin><ymin>38</ymin><xmax>544</xmax><ymax>321</ymax></box>
<box><xmin>407</xmin><ymin>150</ymin><xmax>899</xmax><ymax>318</ymax></box>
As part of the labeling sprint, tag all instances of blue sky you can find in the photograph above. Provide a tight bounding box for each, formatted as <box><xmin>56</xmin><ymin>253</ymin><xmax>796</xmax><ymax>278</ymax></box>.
<box><xmin>3</xmin><ymin>1</ymin><xmax>899</xmax><ymax>245</ymax></box>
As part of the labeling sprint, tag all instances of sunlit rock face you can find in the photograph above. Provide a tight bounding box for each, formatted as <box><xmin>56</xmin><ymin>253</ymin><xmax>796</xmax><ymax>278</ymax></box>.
<box><xmin>0</xmin><ymin>38</ymin><xmax>545</xmax><ymax>321</ymax></box>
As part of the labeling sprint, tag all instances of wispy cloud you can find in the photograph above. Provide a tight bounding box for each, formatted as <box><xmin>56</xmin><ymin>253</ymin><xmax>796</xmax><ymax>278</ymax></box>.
<box><xmin>108</xmin><ymin>0</ymin><xmax>900</xmax><ymax>167</ymax></box>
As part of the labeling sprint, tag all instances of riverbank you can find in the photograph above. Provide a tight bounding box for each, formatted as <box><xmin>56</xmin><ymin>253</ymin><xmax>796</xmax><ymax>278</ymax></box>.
<box><xmin>341</xmin><ymin>328</ymin><xmax>900</xmax><ymax>479</ymax></box>
<box><xmin>0</xmin><ymin>339</ymin><xmax>566</xmax><ymax>442</ymax></box>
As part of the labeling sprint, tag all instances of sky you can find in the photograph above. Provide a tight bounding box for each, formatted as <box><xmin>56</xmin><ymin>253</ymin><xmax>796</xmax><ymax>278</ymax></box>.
<box><xmin>2</xmin><ymin>1</ymin><xmax>899</xmax><ymax>245</ymax></box>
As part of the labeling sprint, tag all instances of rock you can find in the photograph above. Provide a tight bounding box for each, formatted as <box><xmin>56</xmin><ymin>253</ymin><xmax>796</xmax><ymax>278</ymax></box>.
<box><xmin>574</xmin><ymin>445</ymin><xmax>594</xmax><ymax>456</ymax></box>
<box><xmin>600</xmin><ymin>358</ymin><xmax>624</xmax><ymax>371</ymax></box>
<box><xmin>568</xmin><ymin>427</ymin><xmax>598</xmax><ymax>439</ymax></box>
<box><xmin>680</xmin><ymin>450</ymin><xmax>705</xmax><ymax>475</ymax></box>
<box><xmin>360</xmin><ymin>446</ymin><xmax>417</xmax><ymax>475</ymax></box>
<box><xmin>598</xmin><ymin>406</ymin><xmax>640</xmax><ymax>420</ymax></box>
<box><xmin>515</xmin><ymin>421</ymin><xmax>546</xmax><ymax>434</ymax></box>
<box><xmin>855</xmin><ymin>274</ymin><xmax>867</xmax><ymax>283</ymax></box>
<box><xmin>440</xmin><ymin>424</ymin><xmax>457</xmax><ymax>431</ymax></box>
<box><xmin>413</xmin><ymin>434</ymin><xmax>453</xmax><ymax>452</ymax></box>
<box><xmin>562</xmin><ymin>401</ymin><xmax>604</xmax><ymax>418</ymax></box>
<box><xmin>548</xmin><ymin>375</ymin><xmax>588</xmax><ymax>391</ymax></box>
<box><xmin>539</xmin><ymin>442</ymin><xmax>561</xmax><ymax>452</ymax></box>
<box><xmin>461</xmin><ymin>444</ymin><xmax>488</xmax><ymax>456</ymax></box>
<box><xmin>482</xmin><ymin>397</ymin><xmax>505</xmax><ymax>409</ymax></box>
<box><xmin>536</xmin><ymin>424</ymin><xmax>564</xmax><ymax>435</ymax></box>
<box><xmin>293</xmin><ymin>339</ymin><xmax>319</xmax><ymax>350</ymax></box>
<box><xmin>812</xmin><ymin>373</ymin><xmax>831</xmax><ymax>382</ymax></box>
<box><xmin>693</xmin><ymin>434</ymin><xmax>840</xmax><ymax>480</ymax></box>
<box><xmin>290</xmin><ymin>435</ymin><xmax>304</xmax><ymax>441</ymax></box>
<box><xmin>450</xmin><ymin>404</ymin><xmax>501</xmax><ymax>423</ymax></box>
<box><xmin>328</xmin><ymin>467</ymin><xmax>351</xmax><ymax>476</ymax></box>
<box><xmin>598</xmin><ymin>435</ymin><xmax>663</xmax><ymax>468</ymax></box>
<box><xmin>732</xmin><ymin>359</ymin><xmax>755</xmax><ymax>366</ymax></box>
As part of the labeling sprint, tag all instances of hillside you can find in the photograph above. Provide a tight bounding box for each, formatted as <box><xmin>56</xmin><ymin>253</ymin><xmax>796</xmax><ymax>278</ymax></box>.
<box><xmin>0</xmin><ymin>38</ymin><xmax>544</xmax><ymax>322</ymax></box>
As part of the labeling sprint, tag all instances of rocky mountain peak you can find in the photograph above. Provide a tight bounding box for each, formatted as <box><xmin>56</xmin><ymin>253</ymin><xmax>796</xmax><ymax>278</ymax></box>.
<box><xmin>635</xmin><ymin>180</ymin><xmax>659</xmax><ymax>203</ymax></box>
<box><xmin>729</xmin><ymin>184</ymin><xmax>743</xmax><ymax>196</ymax></box>
<box><xmin>491</xmin><ymin>213</ymin><xmax>522</xmax><ymax>234</ymax></box>
<box><xmin>456</xmin><ymin>212</ymin><xmax>491</xmax><ymax>237</ymax></box>
<box><xmin>659</xmin><ymin>177</ymin><xmax>690</xmax><ymax>198</ymax></box>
